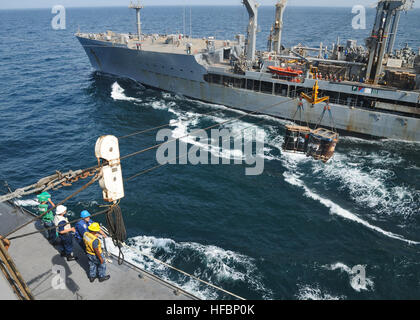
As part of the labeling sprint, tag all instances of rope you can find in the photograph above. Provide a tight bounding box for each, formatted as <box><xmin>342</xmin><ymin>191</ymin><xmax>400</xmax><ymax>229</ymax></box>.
<box><xmin>0</xmin><ymin>240</ymin><xmax>34</xmax><ymax>300</ymax></box>
<box><xmin>4</xmin><ymin>172</ymin><xmax>102</xmax><ymax>238</ymax></box>
<box><xmin>7</xmin><ymin>206</ymin><xmax>112</xmax><ymax>241</ymax></box>
<box><xmin>314</xmin><ymin>103</ymin><xmax>337</xmax><ymax>133</ymax></box>
<box><xmin>120</xmin><ymin>98</ymin><xmax>294</xmax><ymax>162</ymax></box>
<box><xmin>0</xmin><ymin>98</ymin><xmax>293</xmax><ymax>301</ymax></box>
<box><xmin>125</xmin><ymin>119</ymin><xmax>268</xmax><ymax>182</ymax></box>
<box><xmin>105</xmin><ymin>203</ymin><xmax>126</xmax><ymax>265</ymax></box>
<box><xmin>0</xmin><ymin>165</ymin><xmax>102</xmax><ymax>203</ymax></box>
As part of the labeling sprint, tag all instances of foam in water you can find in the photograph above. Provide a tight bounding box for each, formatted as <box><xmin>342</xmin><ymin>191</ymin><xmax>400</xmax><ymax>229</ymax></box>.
<box><xmin>282</xmin><ymin>170</ymin><xmax>420</xmax><ymax>245</ymax></box>
<box><xmin>107</xmin><ymin>82</ymin><xmax>420</xmax><ymax>298</ymax></box>
<box><xmin>104</xmin><ymin>235</ymin><xmax>273</xmax><ymax>300</ymax></box>
<box><xmin>311</xmin><ymin>150</ymin><xmax>419</xmax><ymax>220</ymax></box>
<box><xmin>111</xmin><ymin>82</ymin><xmax>142</xmax><ymax>103</ymax></box>
<box><xmin>110</xmin><ymin>83</ymin><xmax>290</xmax><ymax>165</ymax></box>
<box><xmin>296</xmin><ymin>285</ymin><xmax>345</xmax><ymax>300</ymax></box>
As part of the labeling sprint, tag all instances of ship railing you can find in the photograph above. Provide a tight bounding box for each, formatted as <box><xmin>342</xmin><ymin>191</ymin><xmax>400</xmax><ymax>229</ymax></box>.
<box><xmin>287</xmin><ymin>91</ymin><xmax>365</xmax><ymax>109</ymax></box>
<box><xmin>329</xmin><ymin>98</ymin><xmax>359</xmax><ymax>107</ymax></box>
<box><xmin>270</xmin><ymin>74</ymin><xmax>305</xmax><ymax>83</ymax></box>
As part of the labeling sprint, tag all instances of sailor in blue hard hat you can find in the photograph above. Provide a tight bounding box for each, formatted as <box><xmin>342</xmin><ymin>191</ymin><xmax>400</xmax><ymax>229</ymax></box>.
<box><xmin>75</xmin><ymin>210</ymin><xmax>107</xmax><ymax>252</ymax></box>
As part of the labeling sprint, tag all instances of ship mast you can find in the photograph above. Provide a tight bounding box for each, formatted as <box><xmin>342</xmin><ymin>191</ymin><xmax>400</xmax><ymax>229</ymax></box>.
<box><xmin>129</xmin><ymin>0</ymin><xmax>143</xmax><ymax>41</ymax></box>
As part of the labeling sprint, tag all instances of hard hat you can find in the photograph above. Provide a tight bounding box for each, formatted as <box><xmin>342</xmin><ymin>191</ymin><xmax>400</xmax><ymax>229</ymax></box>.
<box><xmin>56</xmin><ymin>205</ymin><xmax>67</xmax><ymax>215</ymax></box>
<box><xmin>37</xmin><ymin>192</ymin><xmax>51</xmax><ymax>203</ymax></box>
<box><xmin>88</xmin><ymin>223</ymin><xmax>101</xmax><ymax>232</ymax></box>
<box><xmin>80</xmin><ymin>210</ymin><xmax>91</xmax><ymax>219</ymax></box>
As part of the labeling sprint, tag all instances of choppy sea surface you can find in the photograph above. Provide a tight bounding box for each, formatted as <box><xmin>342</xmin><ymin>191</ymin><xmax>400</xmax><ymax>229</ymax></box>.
<box><xmin>0</xmin><ymin>6</ymin><xmax>419</xmax><ymax>300</ymax></box>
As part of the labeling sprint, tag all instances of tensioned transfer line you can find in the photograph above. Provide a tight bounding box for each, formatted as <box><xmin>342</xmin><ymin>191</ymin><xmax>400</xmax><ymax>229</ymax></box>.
<box><xmin>3</xmin><ymin>99</ymin><xmax>289</xmax><ymax>236</ymax></box>
<box><xmin>125</xmin><ymin>118</ymin><xmax>269</xmax><ymax>182</ymax></box>
<box><xmin>4</xmin><ymin>99</ymin><xmax>293</xmax><ymax>237</ymax></box>
<box><xmin>4</xmin><ymin>172</ymin><xmax>102</xmax><ymax>238</ymax></box>
<box><xmin>8</xmin><ymin>119</ymin><xmax>268</xmax><ymax>238</ymax></box>
<box><xmin>6</xmin><ymin>120</ymin><xmax>268</xmax><ymax>300</ymax></box>
<box><xmin>119</xmin><ymin>98</ymin><xmax>295</xmax><ymax>162</ymax></box>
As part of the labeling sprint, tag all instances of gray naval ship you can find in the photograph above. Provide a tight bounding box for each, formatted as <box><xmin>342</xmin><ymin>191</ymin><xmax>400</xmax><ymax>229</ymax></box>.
<box><xmin>76</xmin><ymin>0</ymin><xmax>420</xmax><ymax>142</ymax></box>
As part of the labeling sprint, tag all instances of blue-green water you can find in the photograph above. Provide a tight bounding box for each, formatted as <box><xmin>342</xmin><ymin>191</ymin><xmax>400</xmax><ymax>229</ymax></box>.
<box><xmin>0</xmin><ymin>6</ymin><xmax>419</xmax><ymax>300</ymax></box>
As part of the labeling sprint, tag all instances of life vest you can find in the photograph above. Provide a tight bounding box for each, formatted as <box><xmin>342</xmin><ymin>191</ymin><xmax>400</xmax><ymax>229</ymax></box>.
<box><xmin>54</xmin><ymin>215</ymin><xmax>71</xmax><ymax>232</ymax></box>
<box><xmin>83</xmin><ymin>232</ymin><xmax>102</xmax><ymax>256</ymax></box>
<box><xmin>39</xmin><ymin>203</ymin><xmax>54</xmax><ymax>222</ymax></box>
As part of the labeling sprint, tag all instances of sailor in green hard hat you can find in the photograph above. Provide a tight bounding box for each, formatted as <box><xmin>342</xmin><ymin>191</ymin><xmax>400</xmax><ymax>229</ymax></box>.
<box><xmin>37</xmin><ymin>192</ymin><xmax>58</xmax><ymax>244</ymax></box>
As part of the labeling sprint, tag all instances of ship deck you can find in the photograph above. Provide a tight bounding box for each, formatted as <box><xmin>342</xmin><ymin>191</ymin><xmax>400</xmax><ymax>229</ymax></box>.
<box><xmin>78</xmin><ymin>32</ymin><xmax>228</xmax><ymax>55</ymax></box>
<box><xmin>0</xmin><ymin>201</ymin><xmax>197</xmax><ymax>300</ymax></box>
<box><xmin>138</xmin><ymin>36</ymin><xmax>227</xmax><ymax>55</ymax></box>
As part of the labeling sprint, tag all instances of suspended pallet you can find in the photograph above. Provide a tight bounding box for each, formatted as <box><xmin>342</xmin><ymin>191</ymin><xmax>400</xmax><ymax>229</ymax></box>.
<box><xmin>306</xmin><ymin>128</ymin><xmax>339</xmax><ymax>163</ymax></box>
<box><xmin>282</xmin><ymin>83</ymin><xmax>339</xmax><ymax>163</ymax></box>
<box><xmin>282</xmin><ymin>124</ymin><xmax>311</xmax><ymax>154</ymax></box>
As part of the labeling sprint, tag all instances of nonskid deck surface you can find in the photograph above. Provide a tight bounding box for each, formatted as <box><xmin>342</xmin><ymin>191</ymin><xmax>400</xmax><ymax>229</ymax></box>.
<box><xmin>0</xmin><ymin>202</ymin><xmax>197</xmax><ymax>300</ymax></box>
<box><xmin>78</xmin><ymin>32</ymin><xmax>227</xmax><ymax>55</ymax></box>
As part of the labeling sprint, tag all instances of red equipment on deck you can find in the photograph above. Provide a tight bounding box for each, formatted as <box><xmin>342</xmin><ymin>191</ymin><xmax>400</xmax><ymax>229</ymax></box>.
<box><xmin>268</xmin><ymin>66</ymin><xmax>303</xmax><ymax>77</ymax></box>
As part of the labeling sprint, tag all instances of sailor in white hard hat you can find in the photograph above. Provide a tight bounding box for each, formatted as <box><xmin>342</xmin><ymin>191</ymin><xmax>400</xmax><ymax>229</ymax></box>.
<box><xmin>53</xmin><ymin>205</ymin><xmax>78</xmax><ymax>261</ymax></box>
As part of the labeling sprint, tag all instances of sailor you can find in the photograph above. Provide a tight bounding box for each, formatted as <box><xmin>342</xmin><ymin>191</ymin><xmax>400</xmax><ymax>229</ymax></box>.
<box><xmin>83</xmin><ymin>223</ymin><xmax>110</xmax><ymax>283</ymax></box>
<box><xmin>54</xmin><ymin>205</ymin><xmax>78</xmax><ymax>261</ymax></box>
<box><xmin>75</xmin><ymin>210</ymin><xmax>107</xmax><ymax>252</ymax></box>
<box><xmin>186</xmin><ymin>43</ymin><xmax>192</xmax><ymax>55</ymax></box>
<box><xmin>37</xmin><ymin>192</ymin><xmax>58</xmax><ymax>244</ymax></box>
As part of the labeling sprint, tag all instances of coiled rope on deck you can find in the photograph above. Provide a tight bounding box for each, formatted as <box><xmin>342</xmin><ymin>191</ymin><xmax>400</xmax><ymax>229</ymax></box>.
<box><xmin>105</xmin><ymin>203</ymin><xmax>126</xmax><ymax>265</ymax></box>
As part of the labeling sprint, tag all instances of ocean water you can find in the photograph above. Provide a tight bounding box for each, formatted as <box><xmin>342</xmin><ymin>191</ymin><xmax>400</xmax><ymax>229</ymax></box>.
<box><xmin>0</xmin><ymin>5</ymin><xmax>419</xmax><ymax>300</ymax></box>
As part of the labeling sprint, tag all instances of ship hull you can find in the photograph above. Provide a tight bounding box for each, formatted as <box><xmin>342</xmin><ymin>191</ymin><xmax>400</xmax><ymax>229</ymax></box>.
<box><xmin>77</xmin><ymin>37</ymin><xmax>419</xmax><ymax>142</ymax></box>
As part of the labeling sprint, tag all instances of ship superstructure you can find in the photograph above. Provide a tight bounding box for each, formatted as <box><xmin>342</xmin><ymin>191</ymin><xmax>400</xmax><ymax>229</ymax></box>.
<box><xmin>76</xmin><ymin>0</ymin><xmax>420</xmax><ymax>141</ymax></box>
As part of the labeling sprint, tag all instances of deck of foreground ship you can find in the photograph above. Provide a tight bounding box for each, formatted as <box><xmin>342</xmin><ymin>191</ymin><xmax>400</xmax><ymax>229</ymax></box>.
<box><xmin>0</xmin><ymin>201</ymin><xmax>197</xmax><ymax>300</ymax></box>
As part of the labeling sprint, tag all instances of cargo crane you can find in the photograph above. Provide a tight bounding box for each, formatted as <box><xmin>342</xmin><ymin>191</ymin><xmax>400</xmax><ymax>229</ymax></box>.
<box><xmin>268</xmin><ymin>0</ymin><xmax>288</xmax><ymax>54</ymax></box>
<box><xmin>365</xmin><ymin>0</ymin><xmax>415</xmax><ymax>84</ymax></box>
<box><xmin>243</xmin><ymin>0</ymin><xmax>259</xmax><ymax>63</ymax></box>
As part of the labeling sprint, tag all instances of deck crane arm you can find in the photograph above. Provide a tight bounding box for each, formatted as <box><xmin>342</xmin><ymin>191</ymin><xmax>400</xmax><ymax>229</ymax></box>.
<box><xmin>242</xmin><ymin>0</ymin><xmax>259</xmax><ymax>63</ymax></box>
<box><xmin>272</xmin><ymin>0</ymin><xmax>287</xmax><ymax>54</ymax></box>
<box><xmin>365</xmin><ymin>0</ymin><xmax>414</xmax><ymax>84</ymax></box>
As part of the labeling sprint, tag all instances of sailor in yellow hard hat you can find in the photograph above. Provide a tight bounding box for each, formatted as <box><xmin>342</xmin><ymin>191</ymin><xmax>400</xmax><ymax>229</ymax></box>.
<box><xmin>83</xmin><ymin>222</ymin><xmax>110</xmax><ymax>283</ymax></box>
